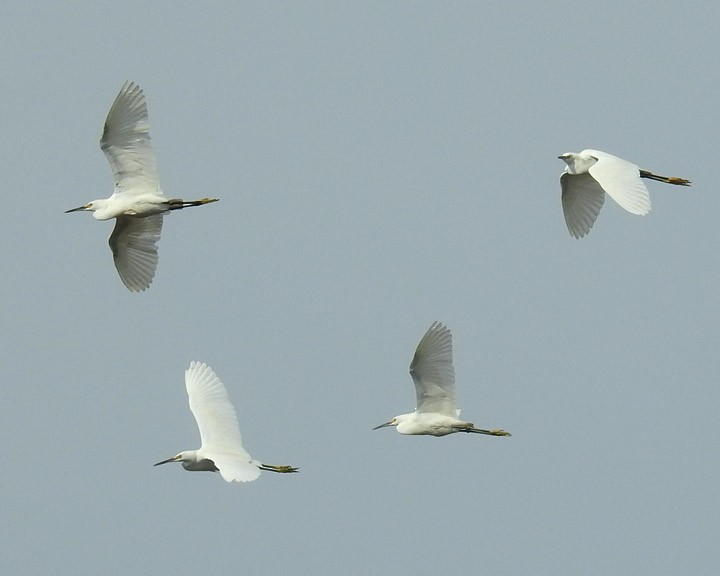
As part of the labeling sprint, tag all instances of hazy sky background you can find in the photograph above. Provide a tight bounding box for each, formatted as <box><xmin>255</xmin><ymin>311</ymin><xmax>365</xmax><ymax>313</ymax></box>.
<box><xmin>2</xmin><ymin>2</ymin><xmax>718</xmax><ymax>574</ymax></box>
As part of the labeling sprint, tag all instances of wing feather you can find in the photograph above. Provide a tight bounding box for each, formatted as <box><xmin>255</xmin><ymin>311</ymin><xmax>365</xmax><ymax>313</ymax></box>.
<box><xmin>211</xmin><ymin>457</ymin><xmax>261</xmax><ymax>483</ymax></box>
<box><xmin>409</xmin><ymin>322</ymin><xmax>456</xmax><ymax>416</ymax></box>
<box><xmin>100</xmin><ymin>82</ymin><xmax>160</xmax><ymax>195</ymax></box>
<box><xmin>185</xmin><ymin>362</ymin><xmax>250</xmax><ymax>459</ymax></box>
<box><xmin>586</xmin><ymin>149</ymin><xmax>651</xmax><ymax>215</ymax></box>
<box><xmin>561</xmin><ymin>172</ymin><xmax>606</xmax><ymax>238</ymax></box>
<box><xmin>108</xmin><ymin>214</ymin><xmax>162</xmax><ymax>292</ymax></box>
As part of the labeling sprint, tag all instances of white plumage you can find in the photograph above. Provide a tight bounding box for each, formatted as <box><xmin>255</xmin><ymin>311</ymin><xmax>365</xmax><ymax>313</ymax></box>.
<box><xmin>154</xmin><ymin>361</ymin><xmax>298</xmax><ymax>483</ymax></box>
<box><xmin>66</xmin><ymin>82</ymin><xmax>218</xmax><ymax>291</ymax></box>
<box><xmin>559</xmin><ymin>149</ymin><xmax>690</xmax><ymax>239</ymax></box>
<box><xmin>373</xmin><ymin>322</ymin><xmax>510</xmax><ymax>438</ymax></box>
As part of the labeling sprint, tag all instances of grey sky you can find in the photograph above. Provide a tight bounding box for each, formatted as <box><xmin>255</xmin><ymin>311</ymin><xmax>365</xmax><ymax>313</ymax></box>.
<box><xmin>1</xmin><ymin>2</ymin><xmax>718</xmax><ymax>574</ymax></box>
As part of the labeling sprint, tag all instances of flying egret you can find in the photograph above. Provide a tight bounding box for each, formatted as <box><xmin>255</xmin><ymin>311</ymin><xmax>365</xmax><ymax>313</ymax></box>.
<box><xmin>66</xmin><ymin>82</ymin><xmax>218</xmax><ymax>291</ymax></box>
<box><xmin>154</xmin><ymin>361</ymin><xmax>298</xmax><ymax>482</ymax></box>
<box><xmin>558</xmin><ymin>149</ymin><xmax>690</xmax><ymax>239</ymax></box>
<box><xmin>373</xmin><ymin>322</ymin><xmax>511</xmax><ymax>437</ymax></box>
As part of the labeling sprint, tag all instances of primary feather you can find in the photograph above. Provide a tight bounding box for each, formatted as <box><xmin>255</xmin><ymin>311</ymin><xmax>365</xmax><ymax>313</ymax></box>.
<box><xmin>101</xmin><ymin>81</ymin><xmax>160</xmax><ymax>195</ymax></box>
<box><xmin>410</xmin><ymin>321</ymin><xmax>457</xmax><ymax>416</ymax></box>
<box><xmin>109</xmin><ymin>214</ymin><xmax>163</xmax><ymax>291</ymax></box>
<box><xmin>186</xmin><ymin>361</ymin><xmax>260</xmax><ymax>483</ymax></box>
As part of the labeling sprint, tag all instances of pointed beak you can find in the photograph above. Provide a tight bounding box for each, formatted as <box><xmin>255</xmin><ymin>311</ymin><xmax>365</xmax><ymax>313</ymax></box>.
<box><xmin>153</xmin><ymin>456</ymin><xmax>180</xmax><ymax>466</ymax></box>
<box><xmin>372</xmin><ymin>421</ymin><xmax>393</xmax><ymax>430</ymax></box>
<box><xmin>65</xmin><ymin>204</ymin><xmax>90</xmax><ymax>213</ymax></box>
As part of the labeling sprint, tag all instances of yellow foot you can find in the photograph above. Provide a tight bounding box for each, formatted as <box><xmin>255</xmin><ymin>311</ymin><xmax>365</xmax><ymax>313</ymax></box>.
<box><xmin>667</xmin><ymin>177</ymin><xmax>691</xmax><ymax>186</ymax></box>
<box><xmin>198</xmin><ymin>197</ymin><xmax>220</xmax><ymax>204</ymax></box>
<box><xmin>490</xmin><ymin>429</ymin><xmax>511</xmax><ymax>437</ymax></box>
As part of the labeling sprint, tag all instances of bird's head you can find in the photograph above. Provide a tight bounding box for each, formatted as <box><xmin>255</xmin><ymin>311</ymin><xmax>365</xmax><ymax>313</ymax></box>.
<box><xmin>65</xmin><ymin>202</ymin><xmax>95</xmax><ymax>214</ymax></box>
<box><xmin>558</xmin><ymin>151</ymin><xmax>597</xmax><ymax>174</ymax></box>
<box><xmin>65</xmin><ymin>199</ymin><xmax>113</xmax><ymax>220</ymax></box>
<box><xmin>372</xmin><ymin>416</ymin><xmax>397</xmax><ymax>430</ymax></box>
<box><xmin>153</xmin><ymin>451</ymin><xmax>194</xmax><ymax>467</ymax></box>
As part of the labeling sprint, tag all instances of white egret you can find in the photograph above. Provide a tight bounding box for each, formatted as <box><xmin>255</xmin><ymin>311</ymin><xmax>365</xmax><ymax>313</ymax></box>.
<box><xmin>154</xmin><ymin>361</ymin><xmax>298</xmax><ymax>482</ymax></box>
<box><xmin>66</xmin><ymin>82</ymin><xmax>218</xmax><ymax>291</ymax></box>
<box><xmin>373</xmin><ymin>322</ymin><xmax>510</xmax><ymax>437</ymax></box>
<box><xmin>559</xmin><ymin>149</ymin><xmax>690</xmax><ymax>239</ymax></box>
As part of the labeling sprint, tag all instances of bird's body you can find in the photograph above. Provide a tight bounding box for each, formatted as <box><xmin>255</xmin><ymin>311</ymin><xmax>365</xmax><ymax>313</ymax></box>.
<box><xmin>388</xmin><ymin>411</ymin><xmax>487</xmax><ymax>437</ymax></box>
<box><xmin>66</xmin><ymin>81</ymin><xmax>218</xmax><ymax>291</ymax></box>
<box><xmin>154</xmin><ymin>361</ymin><xmax>298</xmax><ymax>483</ymax></box>
<box><xmin>85</xmin><ymin>194</ymin><xmax>171</xmax><ymax>221</ymax></box>
<box><xmin>558</xmin><ymin>149</ymin><xmax>690</xmax><ymax>239</ymax></box>
<box><xmin>175</xmin><ymin>453</ymin><xmax>219</xmax><ymax>473</ymax></box>
<box><xmin>373</xmin><ymin>321</ymin><xmax>510</xmax><ymax>438</ymax></box>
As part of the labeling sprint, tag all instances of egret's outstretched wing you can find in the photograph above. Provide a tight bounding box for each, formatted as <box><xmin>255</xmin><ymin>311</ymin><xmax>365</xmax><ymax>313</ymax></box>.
<box><xmin>109</xmin><ymin>214</ymin><xmax>162</xmax><ymax>292</ymax></box>
<box><xmin>100</xmin><ymin>81</ymin><xmax>160</xmax><ymax>195</ymax></box>
<box><xmin>561</xmin><ymin>172</ymin><xmax>606</xmax><ymax>239</ymax></box>
<box><xmin>185</xmin><ymin>362</ymin><xmax>252</xmax><ymax>456</ymax></box>
<box><xmin>409</xmin><ymin>322</ymin><xmax>456</xmax><ymax>416</ymax></box>
<box><xmin>212</xmin><ymin>456</ymin><xmax>261</xmax><ymax>483</ymax></box>
<box><xmin>586</xmin><ymin>149</ymin><xmax>651</xmax><ymax>215</ymax></box>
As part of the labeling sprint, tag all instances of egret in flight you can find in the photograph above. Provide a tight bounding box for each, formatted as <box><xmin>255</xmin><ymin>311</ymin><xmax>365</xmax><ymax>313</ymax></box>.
<box><xmin>559</xmin><ymin>149</ymin><xmax>690</xmax><ymax>239</ymax></box>
<box><xmin>66</xmin><ymin>82</ymin><xmax>218</xmax><ymax>291</ymax></box>
<box><xmin>154</xmin><ymin>361</ymin><xmax>298</xmax><ymax>482</ymax></box>
<box><xmin>373</xmin><ymin>322</ymin><xmax>510</xmax><ymax>437</ymax></box>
